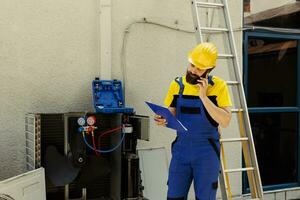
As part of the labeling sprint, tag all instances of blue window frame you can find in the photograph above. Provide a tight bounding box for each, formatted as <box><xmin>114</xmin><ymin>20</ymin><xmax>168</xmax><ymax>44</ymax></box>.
<box><xmin>243</xmin><ymin>30</ymin><xmax>300</xmax><ymax>192</ymax></box>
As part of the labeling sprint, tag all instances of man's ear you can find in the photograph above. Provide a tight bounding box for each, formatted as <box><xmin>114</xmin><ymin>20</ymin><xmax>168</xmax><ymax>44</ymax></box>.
<box><xmin>205</xmin><ymin>70</ymin><xmax>209</xmax><ymax>78</ymax></box>
<box><xmin>202</xmin><ymin>69</ymin><xmax>211</xmax><ymax>78</ymax></box>
<box><xmin>206</xmin><ymin>68</ymin><xmax>213</xmax><ymax>78</ymax></box>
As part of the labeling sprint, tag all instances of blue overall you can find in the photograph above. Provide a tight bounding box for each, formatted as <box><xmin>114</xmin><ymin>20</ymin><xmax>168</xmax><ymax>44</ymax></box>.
<box><xmin>167</xmin><ymin>77</ymin><xmax>220</xmax><ymax>200</ymax></box>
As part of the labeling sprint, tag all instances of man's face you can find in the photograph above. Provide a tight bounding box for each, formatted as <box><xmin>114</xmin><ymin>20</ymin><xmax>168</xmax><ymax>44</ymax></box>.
<box><xmin>186</xmin><ymin>63</ymin><xmax>208</xmax><ymax>85</ymax></box>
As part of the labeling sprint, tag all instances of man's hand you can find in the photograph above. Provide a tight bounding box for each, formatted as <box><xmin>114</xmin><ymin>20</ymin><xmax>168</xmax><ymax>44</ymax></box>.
<box><xmin>197</xmin><ymin>77</ymin><xmax>208</xmax><ymax>99</ymax></box>
<box><xmin>154</xmin><ymin>114</ymin><xmax>167</xmax><ymax>126</ymax></box>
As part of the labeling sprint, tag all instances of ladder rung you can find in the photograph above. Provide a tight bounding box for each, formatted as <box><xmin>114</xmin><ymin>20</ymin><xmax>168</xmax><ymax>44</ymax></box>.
<box><xmin>218</xmin><ymin>53</ymin><xmax>234</xmax><ymax>58</ymax></box>
<box><xmin>224</xmin><ymin>167</ymin><xmax>254</xmax><ymax>173</ymax></box>
<box><xmin>231</xmin><ymin>108</ymin><xmax>243</xmax><ymax>112</ymax></box>
<box><xmin>195</xmin><ymin>1</ymin><xmax>224</xmax><ymax>8</ymax></box>
<box><xmin>199</xmin><ymin>27</ymin><xmax>229</xmax><ymax>32</ymax></box>
<box><xmin>226</xmin><ymin>81</ymin><xmax>239</xmax><ymax>85</ymax></box>
<box><xmin>220</xmin><ymin>137</ymin><xmax>248</xmax><ymax>142</ymax></box>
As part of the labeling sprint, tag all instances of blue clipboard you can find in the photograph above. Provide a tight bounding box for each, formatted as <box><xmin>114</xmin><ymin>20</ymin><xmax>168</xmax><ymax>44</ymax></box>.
<box><xmin>145</xmin><ymin>101</ymin><xmax>188</xmax><ymax>132</ymax></box>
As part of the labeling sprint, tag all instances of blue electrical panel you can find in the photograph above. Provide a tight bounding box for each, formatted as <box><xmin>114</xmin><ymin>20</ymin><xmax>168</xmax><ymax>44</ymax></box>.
<box><xmin>92</xmin><ymin>79</ymin><xmax>134</xmax><ymax>113</ymax></box>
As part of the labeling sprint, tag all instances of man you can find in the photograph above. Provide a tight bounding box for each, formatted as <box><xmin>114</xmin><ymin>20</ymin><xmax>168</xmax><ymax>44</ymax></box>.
<box><xmin>155</xmin><ymin>42</ymin><xmax>232</xmax><ymax>200</ymax></box>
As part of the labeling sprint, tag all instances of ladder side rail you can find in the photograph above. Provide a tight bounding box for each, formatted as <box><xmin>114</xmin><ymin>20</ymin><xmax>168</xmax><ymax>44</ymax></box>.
<box><xmin>220</xmin><ymin>131</ymin><xmax>233</xmax><ymax>200</ymax></box>
<box><xmin>237</xmin><ymin>111</ymin><xmax>258</xmax><ymax>198</ymax></box>
<box><xmin>230</xmin><ymin>82</ymin><xmax>262</xmax><ymax>198</ymax></box>
<box><xmin>220</xmin><ymin>146</ymin><xmax>231</xmax><ymax>200</ymax></box>
<box><xmin>222</xmin><ymin>0</ymin><xmax>264</xmax><ymax>198</ymax></box>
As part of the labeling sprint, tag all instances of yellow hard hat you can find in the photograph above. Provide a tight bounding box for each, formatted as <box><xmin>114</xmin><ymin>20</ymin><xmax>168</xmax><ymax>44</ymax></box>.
<box><xmin>188</xmin><ymin>42</ymin><xmax>218</xmax><ymax>70</ymax></box>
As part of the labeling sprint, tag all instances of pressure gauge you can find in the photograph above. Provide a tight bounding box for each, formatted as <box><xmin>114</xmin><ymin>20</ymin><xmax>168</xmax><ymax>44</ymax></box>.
<box><xmin>77</xmin><ymin>117</ymin><xmax>86</xmax><ymax>126</ymax></box>
<box><xmin>87</xmin><ymin>116</ymin><xmax>96</xmax><ymax>126</ymax></box>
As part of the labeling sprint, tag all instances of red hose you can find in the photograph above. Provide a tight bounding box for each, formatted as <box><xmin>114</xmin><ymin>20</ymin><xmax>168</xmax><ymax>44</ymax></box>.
<box><xmin>97</xmin><ymin>126</ymin><xmax>122</xmax><ymax>150</ymax></box>
<box><xmin>91</xmin><ymin>132</ymin><xmax>100</xmax><ymax>156</ymax></box>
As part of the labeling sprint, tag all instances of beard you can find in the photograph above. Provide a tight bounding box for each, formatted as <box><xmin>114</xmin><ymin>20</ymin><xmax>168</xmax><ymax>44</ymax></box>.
<box><xmin>185</xmin><ymin>70</ymin><xmax>200</xmax><ymax>85</ymax></box>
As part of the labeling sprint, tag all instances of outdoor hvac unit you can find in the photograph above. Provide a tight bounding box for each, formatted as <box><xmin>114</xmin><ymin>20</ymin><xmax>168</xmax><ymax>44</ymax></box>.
<box><xmin>25</xmin><ymin>113</ymin><xmax>123</xmax><ymax>200</ymax></box>
<box><xmin>25</xmin><ymin>112</ymin><xmax>149</xmax><ymax>200</ymax></box>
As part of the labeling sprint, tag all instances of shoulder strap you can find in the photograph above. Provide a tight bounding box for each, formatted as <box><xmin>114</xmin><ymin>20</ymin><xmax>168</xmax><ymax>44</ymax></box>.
<box><xmin>174</xmin><ymin>77</ymin><xmax>184</xmax><ymax>97</ymax></box>
<box><xmin>208</xmin><ymin>75</ymin><xmax>215</xmax><ymax>86</ymax></box>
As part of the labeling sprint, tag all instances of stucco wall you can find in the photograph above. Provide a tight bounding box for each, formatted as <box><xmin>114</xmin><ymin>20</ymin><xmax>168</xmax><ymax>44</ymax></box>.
<box><xmin>0</xmin><ymin>0</ymin><xmax>99</xmax><ymax>179</ymax></box>
<box><xmin>0</xmin><ymin>0</ymin><xmax>243</xmax><ymax>199</ymax></box>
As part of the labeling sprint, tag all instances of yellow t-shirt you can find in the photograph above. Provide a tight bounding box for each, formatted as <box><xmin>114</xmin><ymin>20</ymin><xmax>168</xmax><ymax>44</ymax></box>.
<box><xmin>164</xmin><ymin>76</ymin><xmax>232</xmax><ymax>108</ymax></box>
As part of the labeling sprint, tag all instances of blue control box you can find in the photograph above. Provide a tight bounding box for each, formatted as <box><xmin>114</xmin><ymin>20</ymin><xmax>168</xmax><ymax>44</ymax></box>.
<box><xmin>92</xmin><ymin>79</ymin><xmax>134</xmax><ymax>113</ymax></box>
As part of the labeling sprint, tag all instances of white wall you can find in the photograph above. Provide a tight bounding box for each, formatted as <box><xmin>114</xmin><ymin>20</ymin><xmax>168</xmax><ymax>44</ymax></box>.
<box><xmin>0</xmin><ymin>0</ymin><xmax>243</xmax><ymax>199</ymax></box>
<box><xmin>0</xmin><ymin>0</ymin><xmax>99</xmax><ymax>180</ymax></box>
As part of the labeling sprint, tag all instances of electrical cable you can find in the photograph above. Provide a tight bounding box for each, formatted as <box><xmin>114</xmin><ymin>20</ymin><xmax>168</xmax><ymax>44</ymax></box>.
<box><xmin>82</xmin><ymin>127</ymin><xmax>125</xmax><ymax>153</ymax></box>
<box><xmin>121</xmin><ymin>18</ymin><xmax>195</xmax><ymax>100</ymax></box>
<box><xmin>121</xmin><ymin>14</ymin><xmax>300</xmax><ymax>99</ymax></box>
<box><xmin>120</xmin><ymin>18</ymin><xmax>247</xmax><ymax>100</ymax></box>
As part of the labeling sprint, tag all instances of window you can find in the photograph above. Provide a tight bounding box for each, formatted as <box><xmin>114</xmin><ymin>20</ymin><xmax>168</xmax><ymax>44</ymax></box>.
<box><xmin>244</xmin><ymin>31</ymin><xmax>300</xmax><ymax>191</ymax></box>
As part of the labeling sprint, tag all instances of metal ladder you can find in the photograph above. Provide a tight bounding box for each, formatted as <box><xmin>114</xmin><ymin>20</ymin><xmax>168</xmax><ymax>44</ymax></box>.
<box><xmin>190</xmin><ymin>0</ymin><xmax>264</xmax><ymax>199</ymax></box>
